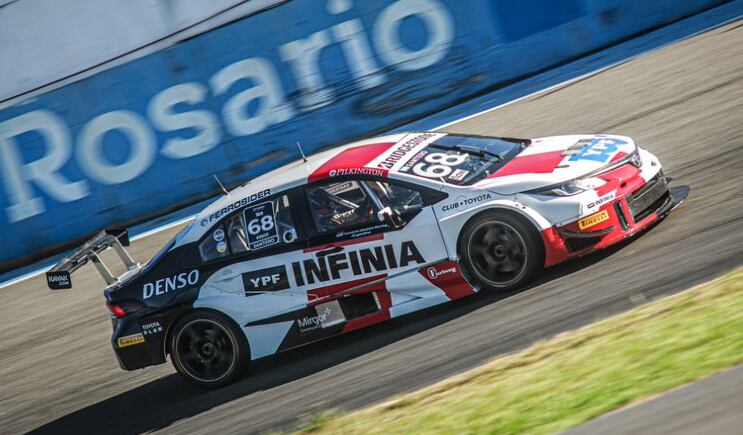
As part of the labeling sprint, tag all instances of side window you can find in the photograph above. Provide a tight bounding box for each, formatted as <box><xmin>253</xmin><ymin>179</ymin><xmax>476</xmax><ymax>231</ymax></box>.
<box><xmin>243</xmin><ymin>195</ymin><xmax>298</xmax><ymax>250</ymax></box>
<box><xmin>199</xmin><ymin>224</ymin><xmax>230</xmax><ymax>261</ymax></box>
<box><xmin>198</xmin><ymin>194</ymin><xmax>298</xmax><ymax>261</ymax></box>
<box><xmin>225</xmin><ymin>213</ymin><xmax>248</xmax><ymax>254</ymax></box>
<box><xmin>367</xmin><ymin>181</ymin><xmax>423</xmax><ymax>215</ymax></box>
<box><xmin>306</xmin><ymin>180</ymin><xmax>378</xmax><ymax>233</ymax></box>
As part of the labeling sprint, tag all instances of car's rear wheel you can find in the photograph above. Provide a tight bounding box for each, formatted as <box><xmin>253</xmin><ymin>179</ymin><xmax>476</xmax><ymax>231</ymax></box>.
<box><xmin>169</xmin><ymin>310</ymin><xmax>249</xmax><ymax>388</ymax></box>
<box><xmin>459</xmin><ymin>211</ymin><xmax>544</xmax><ymax>291</ymax></box>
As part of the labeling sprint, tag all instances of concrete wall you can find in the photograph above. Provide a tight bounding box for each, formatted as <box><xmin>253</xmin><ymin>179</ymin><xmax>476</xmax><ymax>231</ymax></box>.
<box><xmin>0</xmin><ymin>0</ymin><xmax>284</xmax><ymax>102</ymax></box>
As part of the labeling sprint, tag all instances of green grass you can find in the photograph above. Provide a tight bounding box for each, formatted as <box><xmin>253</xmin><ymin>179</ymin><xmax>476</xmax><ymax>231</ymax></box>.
<box><xmin>297</xmin><ymin>267</ymin><xmax>743</xmax><ymax>435</ymax></box>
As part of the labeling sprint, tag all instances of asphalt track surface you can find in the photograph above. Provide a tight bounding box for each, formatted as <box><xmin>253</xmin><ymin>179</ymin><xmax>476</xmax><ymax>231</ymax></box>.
<box><xmin>1</xmin><ymin>20</ymin><xmax>742</xmax><ymax>435</ymax></box>
<box><xmin>566</xmin><ymin>364</ymin><xmax>743</xmax><ymax>434</ymax></box>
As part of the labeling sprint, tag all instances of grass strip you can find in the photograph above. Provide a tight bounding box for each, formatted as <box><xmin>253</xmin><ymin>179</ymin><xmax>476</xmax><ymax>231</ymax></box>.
<box><xmin>298</xmin><ymin>266</ymin><xmax>743</xmax><ymax>435</ymax></box>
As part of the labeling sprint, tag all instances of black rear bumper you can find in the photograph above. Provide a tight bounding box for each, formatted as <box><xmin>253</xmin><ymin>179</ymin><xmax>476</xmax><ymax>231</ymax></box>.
<box><xmin>111</xmin><ymin>306</ymin><xmax>190</xmax><ymax>370</ymax></box>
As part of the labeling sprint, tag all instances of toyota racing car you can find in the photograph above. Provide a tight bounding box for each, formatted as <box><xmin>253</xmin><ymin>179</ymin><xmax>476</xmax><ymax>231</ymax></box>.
<box><xmin>46</xmin><ymin>132</ymin><xmax>683</xmax><ymax>387</ymax></box>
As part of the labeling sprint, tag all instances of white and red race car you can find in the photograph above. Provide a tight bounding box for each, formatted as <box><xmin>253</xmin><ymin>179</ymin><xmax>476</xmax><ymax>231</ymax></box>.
<box><xmin>47</xmin><ymin>132</ymin><xmax>682</xmax><ymax>387</ymax></box>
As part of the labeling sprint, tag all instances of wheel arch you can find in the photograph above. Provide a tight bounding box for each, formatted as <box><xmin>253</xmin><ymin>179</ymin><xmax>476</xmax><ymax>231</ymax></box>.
<box><xmin>454</xmin><ymin>205</ymin><xmax>546</xmax><ymax>259</ymax></box>
<box><xmin>163</xmin><ymin>306</ymin><xmax>251</xmax><ymax>362</ymax></box>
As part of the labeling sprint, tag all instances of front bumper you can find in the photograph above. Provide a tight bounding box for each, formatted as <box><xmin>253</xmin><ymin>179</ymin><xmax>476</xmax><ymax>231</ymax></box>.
<box><xmin>541</xmin><ymin>166</ymin><xmax>681</xmax><ymax>267</ymax></box>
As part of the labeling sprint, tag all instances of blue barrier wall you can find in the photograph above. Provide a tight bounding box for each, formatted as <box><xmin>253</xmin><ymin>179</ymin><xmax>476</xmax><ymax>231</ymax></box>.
<box><xmin>0</xmin><ymin>0</ymin><xmax>726</xmax><ymax>269</ymax></box>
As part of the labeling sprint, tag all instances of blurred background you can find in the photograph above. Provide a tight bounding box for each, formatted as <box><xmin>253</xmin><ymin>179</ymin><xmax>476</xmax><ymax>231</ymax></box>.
<box><xmin>1</xmin><ymin>1</ymin><xmax>742</xmax><ymax>434</ymax></box>
<box><xmin>0</xmin><ymin>0</ymin><xmax>727</xmax><ymax>273</ymax></box>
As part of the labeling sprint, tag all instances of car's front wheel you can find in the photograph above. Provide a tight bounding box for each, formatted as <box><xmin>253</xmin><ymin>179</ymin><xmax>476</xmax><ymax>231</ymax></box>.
<box><xmin>459</xmin><ymin>211</ymin><xmax>544</xmax><ymax>291</ymax></box>
<box><xmin>169</xmin><ymin>310</ymin><xmax>249</xmax><ymax>388</ymax></box>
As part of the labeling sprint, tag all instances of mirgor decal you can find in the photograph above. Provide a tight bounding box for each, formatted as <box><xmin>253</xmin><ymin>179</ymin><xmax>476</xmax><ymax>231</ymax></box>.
<box><xmin>297</xmin><ymin>307</ymin><xmax>333</xmax><ymax>333</ymax></box>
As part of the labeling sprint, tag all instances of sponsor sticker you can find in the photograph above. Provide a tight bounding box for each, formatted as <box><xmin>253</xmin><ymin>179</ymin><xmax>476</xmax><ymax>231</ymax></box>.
<box><xmin>578</xmin><ymin>210</ymin><xmax>610</xmax><ymax>230</ymax></box>
<box><xmin>213</xmin><ymin>228</ymin><xmax>225</xmax><ymax>242</ymax></box>
<box><xmin>292</xmin><ymin>240</ymin><xmax>425</xmax><ymax>286</ymax></box>
<box><xmin>328</xmin><ymin>167</ymin><xmax>385</xmax><ymax>178</ymax></box>
<box><xmin>142</xmin><ymin>270</ymin><xmax>199</xmax><ymax>299</ymax></box>
<box><xmin>142</xmin><ymin>321</ymin><xmax>163</xmax><ymax>336</ymax></box>
<box><xmin>201</xmin><ymin>189</ymin><xmax>271</xmax><ymax>226</ymax></box>
<box><xmin>371</xmin><ymin>133</ymin><xmax>438</xmax><ymax>171</ymax></box>
<box><xmin>47</xmin><ymin>271</ymin><xmax>71</xmax><ymax>290</ymax></box>
<box><xmin>297</xmin><ymin>301</ymin><xmax>345</xmax><ymax>333</ymax></box>
<box><xmin>568</xmin><ymin>138</ymin><xmax>627</xmax><ymax>163</ymax></box>
<box><xmin>440</xmin><ymin>193</ymin><xmax>493</xmax><ymax>212</ymax></box>
<box><xmin>448</xmin><ymin>168</ymin><xmax>469</xmax><ymax>181</ymax></box>
<box><xmin>283</xmin><ymin>229</ymin><xmax>297</xmax><ymax>243</ymax></box>
<box><xmin>244</xmin><ymin>201</ymin><xmax>280</xmax><ymax>250</ymax></box>
<box><xmin>427</xmin><ymin>266</ymin><xmax>457</xmax><ymax>280</ymax></box>
<box><xmin>216</xmin><ymin>241</ymin><xmax>227</xmax><ymax>254</ymax></box>
<box><xmin>323</xmin><ymin>180</ymin><xmax>358</xmax><ymax>195</ymax></box>
<box><xmin>587</xmin><ymin>191</ymin><xmax>616</xmax><ymax>209</ymax></box>
<box><xmin>336</xmin><ymin>224</ymin><xmax>386</xmax><ymax>240</ymax></box>
<box><xmin>242</xmin><ymin>265</ymin><xmax>290</xmax><ymax>296</ymax></box>
<box><xmin>117</xmin><ymin>333</ymin><xmax>145</xmax><ymax>348</ymax></box>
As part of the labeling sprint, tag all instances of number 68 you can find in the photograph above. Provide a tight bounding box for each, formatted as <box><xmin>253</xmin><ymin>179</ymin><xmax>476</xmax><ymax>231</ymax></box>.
<box><xmin>412</xmin><ymin>152</ymin><xmax>468</xmax><ymax>178</ymax></box>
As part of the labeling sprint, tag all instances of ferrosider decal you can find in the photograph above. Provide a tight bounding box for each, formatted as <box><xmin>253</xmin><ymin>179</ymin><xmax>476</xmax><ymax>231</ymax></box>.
<box><xmin>200</xmin><ymin>189</ymin><xmax>270</xmax><ymax>226</ymax></box>
<box><xmin>0</xmin><ymin>0</ymin><xmax>455</xmax><ymax>224</ymax></box>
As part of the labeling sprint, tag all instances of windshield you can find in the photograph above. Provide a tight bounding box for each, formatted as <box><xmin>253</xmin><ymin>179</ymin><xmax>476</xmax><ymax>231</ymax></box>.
<box><xmin>396</xmin><ymin>135</ymin><xmax>524</xmax><ymax>185</ymax></box>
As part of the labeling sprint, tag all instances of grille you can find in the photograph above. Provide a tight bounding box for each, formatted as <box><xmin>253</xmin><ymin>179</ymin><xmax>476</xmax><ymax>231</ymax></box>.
<box><xmin>565</xmin><ymin>236</ymin><xmax>601</xmax><ymax>253</ymax></box>
<box><xmin>627</xmin><ymin>171</ymin><xmax>669</xmax><ymax>222</ymax></box>
<box><xmin>614</xmin><ymin>202</ymin><xmax>629</xmax><ymax>230</ymax></box>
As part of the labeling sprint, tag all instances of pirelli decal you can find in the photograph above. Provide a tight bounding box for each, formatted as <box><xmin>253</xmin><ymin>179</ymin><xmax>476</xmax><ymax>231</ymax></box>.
<box><xmin>578</xmin><ymin>210</ymin><xmax>610</xmax><ymax>230</ymax></box>
<box><xmin>117</xmin><ymin>333</ymin><xmax>145</xmax><ymax>348</ymax></box>
<box><xmin>292</xmin><ymin>241</ymin><xmax>424</xmax><ymax>286</ymax></box>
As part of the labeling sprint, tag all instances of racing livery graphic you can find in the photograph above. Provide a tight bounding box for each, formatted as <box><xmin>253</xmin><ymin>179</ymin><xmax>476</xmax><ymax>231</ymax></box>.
<box><xmin>46</xmin><ymin>132</ymin><xmax>685</xmax><ymax>387</ymax></box>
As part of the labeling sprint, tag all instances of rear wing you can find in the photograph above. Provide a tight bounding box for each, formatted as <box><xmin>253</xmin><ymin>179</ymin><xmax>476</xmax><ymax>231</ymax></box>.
<box><xmin>46</xmin><ymin>229</ymin><xmax>140</xmax><ymax>290</ymax></box>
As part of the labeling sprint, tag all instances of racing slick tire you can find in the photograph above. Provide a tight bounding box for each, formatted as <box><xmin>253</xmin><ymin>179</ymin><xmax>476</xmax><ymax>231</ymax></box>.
<box><xmin>459</xmin><ymin>210</ymin><xmax>544</xmax><ymax>292</ymax></box>
<box><xmin>169</xmin><ymin>310</ymin><xmax>250</xmax><ymax>388</ymax></box>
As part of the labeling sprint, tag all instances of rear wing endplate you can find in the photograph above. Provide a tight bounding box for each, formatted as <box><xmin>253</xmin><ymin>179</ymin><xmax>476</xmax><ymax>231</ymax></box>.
<box><xmin>46</xmin><ymin>229</ymin><xmax>140</xmax><ymax>290</ymax></box>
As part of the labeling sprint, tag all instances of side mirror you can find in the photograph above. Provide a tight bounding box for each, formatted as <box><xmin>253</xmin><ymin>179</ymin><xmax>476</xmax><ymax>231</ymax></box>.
<box><xmin>377</xmin><ymin>206</ymin><xmax>402</xmax><ymax>228</ymax></box>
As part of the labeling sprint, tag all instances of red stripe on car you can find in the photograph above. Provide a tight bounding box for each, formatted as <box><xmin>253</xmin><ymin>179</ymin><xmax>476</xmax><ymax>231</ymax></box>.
<box><xmin>303</xmin><ymin>233</ymin><xmax>384</xmax><ymax>253</ymax></box>
<box><xmin>308</xmin><ymin>142</ymin><xmax>395</xmax><ymax>183</ymax></box>
<box><xmin>307</xmin><ymin>274</ymin><xmax>386</xmax><ymax>300</ymax></box>
<box><xmin>419</xmin><ymin>261</ymin><xmax>475</xmax><ymax>300</ymax></box>
<box><xmin>341</xmin><ymin>285</ymin><xmax>392</xmax><ymax>333</ymax></box>
<box><xmin>610</xmin><ymin>151</ymin><xmax>628</xmax><ymax>162</ymax></box>
<box><xmin>488</xmin><ymin>150</ymin><xmax>566</xmax><ymax>178</ymax></box>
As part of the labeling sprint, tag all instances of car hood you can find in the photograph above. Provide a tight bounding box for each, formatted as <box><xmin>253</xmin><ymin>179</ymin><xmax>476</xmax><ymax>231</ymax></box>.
<box><xmin>477</xmin><ymin>134</ymin><xmax>637</xmax><ymax>195</ymax></box>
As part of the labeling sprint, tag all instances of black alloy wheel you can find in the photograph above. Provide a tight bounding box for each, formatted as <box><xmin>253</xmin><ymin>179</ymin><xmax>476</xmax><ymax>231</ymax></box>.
<box><xmin>170</xmin><ymin>310</ymin><xmax>249</xmax><ymax>388</ymax></box>
<box><xmin>460</xmin><ymin>211</ymin><xmax>544</xmax><ymax>291</ymax></box>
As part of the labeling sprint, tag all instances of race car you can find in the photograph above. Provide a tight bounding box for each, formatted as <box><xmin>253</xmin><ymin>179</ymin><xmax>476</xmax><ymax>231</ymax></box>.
<box><xmin>46</xmin><ymin>131</ymin><xmax>684</xmax><ymax>387</ymax></box>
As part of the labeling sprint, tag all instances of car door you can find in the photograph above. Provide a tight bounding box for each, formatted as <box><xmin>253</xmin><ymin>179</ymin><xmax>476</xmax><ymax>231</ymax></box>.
<box><xmin>299</xmin><ymin>177</ymin><xmax>459</xmax><ymax>323</ymax></box>
<box><xmin>194</xmin><ymin>188</ymin><xmax>316</xmax><ymax>359</ymax></box>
